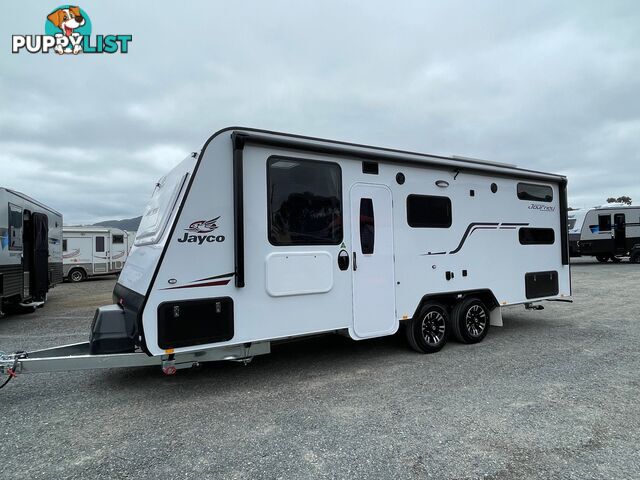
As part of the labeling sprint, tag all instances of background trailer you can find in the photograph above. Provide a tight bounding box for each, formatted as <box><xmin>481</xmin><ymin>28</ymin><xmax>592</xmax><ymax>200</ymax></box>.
<box><xmin>1</xmin><ymin>128</ymin><xmax>571</xmax><ymax>377</ymax></box>
<box><xmin>0</xmin><ymin>188</ymin><xmax>63</xmax><ymax>314</ymax></box>
<box><xmin>63</xmin><ymin>226</ymin><xmax>131</xmax><ymax>282</ymax></box>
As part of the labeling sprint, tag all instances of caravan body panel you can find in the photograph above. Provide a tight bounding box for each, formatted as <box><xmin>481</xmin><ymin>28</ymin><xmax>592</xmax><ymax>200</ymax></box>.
<box><xmin>114</xmin><ymin>128</ymin><xmax>571</xmax><ymax>357</ymax></box>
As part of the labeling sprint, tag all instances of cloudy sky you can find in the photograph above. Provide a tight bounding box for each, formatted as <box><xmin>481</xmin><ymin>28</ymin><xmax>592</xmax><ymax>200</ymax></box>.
<box><xmin>1</xmin><ymin>1</ymin><xmax>639</xmax><ymax>224</ymax></box>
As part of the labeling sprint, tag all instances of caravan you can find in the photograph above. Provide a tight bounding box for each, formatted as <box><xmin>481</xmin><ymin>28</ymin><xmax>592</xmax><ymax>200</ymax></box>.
<box><xmin>568</xmin><ymin>204</ymin><xmax>640</xmax><ymax>262</ymax></box>
<box><xmin>63</xmin><ymin>227</ymin><xmax>131</xmax><ymax>282</ymax></box>
<box><xmin>0</xmin><ymin>128</ymin><xmax>572</xmax><ymax>377</ymax></box>
<box><xmin>0</xmin><ymin>188</ymin><xmax>63</xmax><ymax>314</ymax></box>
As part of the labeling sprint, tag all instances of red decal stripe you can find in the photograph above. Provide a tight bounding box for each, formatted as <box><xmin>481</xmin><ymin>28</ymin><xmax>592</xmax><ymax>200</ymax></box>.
<box><xmin>161</xmin><ymin>279</ymin><xmax>230</xmax><ymax>290</ymax></box>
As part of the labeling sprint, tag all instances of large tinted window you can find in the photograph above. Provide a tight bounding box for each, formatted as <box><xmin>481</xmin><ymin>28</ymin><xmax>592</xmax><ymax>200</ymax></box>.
<box><xmin>407</xmin><ymin>195</ymin><xmax>452</xmax><ymax>228</ymax></box>
<box><xmin>8</xmin><ymin>203</ymin><xmax>23</xmax><ymax>250</ymax></box>
<box><xmin>268</xmin><ymin>157</ymin><xmax>342</xmax><ymax>245</ymax></box>
<box><xmin>517</xmin><ymin>183</ymin><xmax>553</xmax><ymax>202</ymax></box>
<box><xmin>519</xmin><ymin>228</ymin><xmax>555</xmax><ymax>245</ymax></box>
<box><xmin>598</xmin><ymin>215</ymin><xmax>611</xmax><ymax>232</ymax></box>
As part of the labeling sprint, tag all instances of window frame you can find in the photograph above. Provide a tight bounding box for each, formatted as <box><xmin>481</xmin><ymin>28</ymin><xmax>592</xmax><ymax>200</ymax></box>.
<box><xmin>266</xmin><ymin>155</ymin><xmax>343</xmax><ymax>246</ymax></box>
<box><xmin>406</xmin><ymin>194</ymin><xmax>452</xmax><ymax>228</ymax></box>
<box><xmin>598</xmin><ymin>214</ymin><xmax>612</xmax><ymax>232</ymax></box>
<box><xmin>518</xmin><ymin>227</ymin><xmax>555</xmax><ymax>245</ymax></box>
<box><xmin>517</xmin><ymin>182</ymin><xmax>554</xmax><ymax>203</ymax></box>
<box><xmin>95</xmin><ymin>236</ymin><xmax>105</xmax><ymax>252</ymax></box>
<box><xmin>8</xmin><ymin>202</ymin><xmax>23</xmax><ymax>251</ymax></box>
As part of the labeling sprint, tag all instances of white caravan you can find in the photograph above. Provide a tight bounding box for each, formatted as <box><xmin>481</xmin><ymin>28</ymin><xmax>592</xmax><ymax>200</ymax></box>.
<box><xmin>0</xmin><ymin>128</ymin><xmax>571</xmax><ymax>379</ymax></box>
<box><xmin>63</xmin><ymin>227</ymin><xmax>131</xmax><ymax>282</ymax></box>
<box><xmin>568</xmin><ymin>204</ymin><xmax>640</xmax><ymax>262</ymax></box>
<box><xmin>0</xmin><ymin>188</ymin><xmax>63</xmax><ymax>314</ymax></box>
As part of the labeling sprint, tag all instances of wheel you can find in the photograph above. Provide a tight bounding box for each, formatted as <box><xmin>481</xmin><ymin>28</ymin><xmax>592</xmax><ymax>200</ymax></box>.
<box><xmin>611</xmin><ymin>256</ymin><xmax>621</xmax><ymax>263</ymax></box>
<box><xmin>68</xmin><ymin>268</ymin><xmax>86</xmax><ymax>283</ymax></box>
<box><xmin>450</xmin><ymin>297</ymin><xmax>490</xmax><ymax>344</ymax></box>
<box><xmin>595</xmin><ymin>255</ymin><xmax>609</xmax><ymax>263</ymax></box>
<box><xmin>631</xmin><ymin>251</ymin><xmax>640</xmax><ymax>264</ymax></box>
<box><xmin>405</xmin><ymin>301</ymin><xmax>448</xmax><ymax>353</ymax></box>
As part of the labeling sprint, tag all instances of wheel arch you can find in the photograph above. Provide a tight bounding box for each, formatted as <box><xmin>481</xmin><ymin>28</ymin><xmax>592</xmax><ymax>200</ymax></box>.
<box><xmin>412</xmin><ymin>289</ymin><xmax>499</xmax><ymax>318</ymax></box>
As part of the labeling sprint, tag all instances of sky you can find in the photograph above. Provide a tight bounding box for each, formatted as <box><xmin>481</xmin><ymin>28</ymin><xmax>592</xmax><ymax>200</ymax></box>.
<box><xmin>1</xmin><ymin>1</ymin><xmax>639</xmax><ymax>224</ymax></box>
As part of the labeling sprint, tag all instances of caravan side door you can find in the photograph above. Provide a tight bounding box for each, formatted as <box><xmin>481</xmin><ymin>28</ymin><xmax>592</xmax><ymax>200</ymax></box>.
<box><xmin>350</xmin><ymin>183</ymin><xmax>397</xmax><ymax>338</ymax></box>
<box><xmin>93</xmin><ymin>235</ymin><xmax>110</xmax><ymax>274</ymax></box>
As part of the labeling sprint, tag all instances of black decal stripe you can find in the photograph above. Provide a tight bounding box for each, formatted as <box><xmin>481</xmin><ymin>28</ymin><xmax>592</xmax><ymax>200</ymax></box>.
<box><xmin>421</xmin><ymin>251</ymin><xmax>446</xmax><ymax>256</ymax></box>
<box><xmin>501</xmin><ymin>222</ymin><xmax>529</xmax><ymax>226</ymax></box>
<box><xmin>449</xmin><ymin>223</ymin><xmax>499</xmax><ymax>254</ymax></box>
<box><xmin>192</xmin><ymin>272</ymin><xmax>236</xmax><ymax>283</ymax></box>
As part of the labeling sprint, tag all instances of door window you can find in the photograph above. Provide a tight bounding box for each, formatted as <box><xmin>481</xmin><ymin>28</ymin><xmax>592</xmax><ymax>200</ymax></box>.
<box><xmin>359</xmin><ymin>198</ymin><xmax>375</xmax><ymax>254</ymax></box>
<box><xmin>614</xmin><ymin>214</ymin><xmax>625</xmax><ymax>228</ymax></box>
<box><xmin>96</xmin><ymin>236</ymin><xmax>105</xmax><ymax>252</ymax></box>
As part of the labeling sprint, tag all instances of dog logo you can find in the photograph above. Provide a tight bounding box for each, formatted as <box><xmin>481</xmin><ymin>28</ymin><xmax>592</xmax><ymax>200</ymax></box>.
<box><xmin>186</xmin><ymin>217</ymin><xmax>220</xmax><ymax>233</ymax></box>
<box><xmin>12</xmin><ymin>6</ymin><xmax>132</xmax><ymax>55</ymax></box>
<box><xmin>46</xmin><ymin>6</ymin><xmax>87</xmax><ymax>54</ymax></box>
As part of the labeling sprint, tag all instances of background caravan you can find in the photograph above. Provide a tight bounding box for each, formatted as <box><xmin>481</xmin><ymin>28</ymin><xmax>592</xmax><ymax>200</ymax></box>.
<box><xmin>568</xmin><ymin>204</ymin><xmax>640</xmax><ymax>262</ymax></box>
<box><xmin>63</xmin><ymin>227</ymin><xmax>132</xmax><ymax>282</ymax></box>
<box><xmin>0</xmin><ymin>128</ymin><xmax>571</xmax><ymax>376</ymax></box>
<box><xmin>0</xmin><ymin>187</ymin><xmax>63</xmax><ymax>315</ymax></box>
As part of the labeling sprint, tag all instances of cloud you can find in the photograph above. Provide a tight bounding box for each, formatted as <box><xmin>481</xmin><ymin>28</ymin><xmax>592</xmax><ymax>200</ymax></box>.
<box><xmin>1</xmin><ymin>0</ymin><xmax>639</xmax><ymax>223</ymax></box>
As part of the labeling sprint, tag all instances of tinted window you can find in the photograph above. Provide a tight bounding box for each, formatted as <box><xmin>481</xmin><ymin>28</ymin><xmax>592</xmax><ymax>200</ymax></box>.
<box><xmin>268</xmin><ymin>157</ymin><xmax>342</xmax><ymax>245</ymax></box>
<box><xmin>598</xmin><ymin>215</ymin><xmax>611</xmax><ymax>232</ymax></box>
<box><xmin>359</xmin><ymin>198</ymin><xmax>375</xmax><ymax>254</ymax></box>
<box><xmin>8</xmin><ymin>203</ymin><xmax>22</xmax><ymax>250</ymax></box>
<box><xmin>519</xmin><ymin>228</ymin><xmax>555</xmax><ymax>245</ymax></box>
<box><xmin>63</xmin><ymin>239</ymin><xmax>68</xmax><ymax>251</ymax></box>
<box><xmin>407</xmin><ymin>195</ymin><xmax>452</xmax><ymax>228</ymax></box>
<box><xmin>95</xmin><ymin>236</ymin><xmax>105</xmax><ymax>252</ymax></box>
<box><xmin>112</xmin><ymin>234</ymin><xmax>124</xmax><ymax>244</ymax></box>
<box><xmin>517</xmin><ymin>183</ymin><xmax>553</xmax><ymax>202</ymax></box>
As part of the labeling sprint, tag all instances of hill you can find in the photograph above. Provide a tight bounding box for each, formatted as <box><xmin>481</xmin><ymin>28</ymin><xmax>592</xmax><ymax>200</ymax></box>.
<box><xmin>94</xmin><ymin>216</ymin><xmax>142</xmax><ymax>231</ymax></box>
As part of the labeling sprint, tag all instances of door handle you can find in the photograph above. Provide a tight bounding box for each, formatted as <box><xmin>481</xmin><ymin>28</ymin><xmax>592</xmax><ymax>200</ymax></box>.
<box><xmin>353</xmin><ymin>251</ymin><xmax>357</xmax><ymax>271</ymax></box>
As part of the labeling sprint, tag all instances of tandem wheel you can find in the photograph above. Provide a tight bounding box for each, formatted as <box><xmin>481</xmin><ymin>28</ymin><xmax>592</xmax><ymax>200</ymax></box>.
<box><xmin>405</xmin><ymin>301</ymin><xmax>449</xmax><ymax>354</ymax></box>
<box><xmin>450</xmin><ymin>297</ymin><xmax>490</xmax><ymax>344</ymax></box>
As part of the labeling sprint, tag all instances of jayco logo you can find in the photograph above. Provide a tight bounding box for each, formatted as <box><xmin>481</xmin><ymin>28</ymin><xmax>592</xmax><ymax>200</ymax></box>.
<box><xmin>178</xmin><ymin>217</ymin><xmax>226</xmax><ymax>244</ymax></box>
<box><xmin>12</xmin><ymin>5</ymin><xmax>132</xmax><ymax>55</ymax></box>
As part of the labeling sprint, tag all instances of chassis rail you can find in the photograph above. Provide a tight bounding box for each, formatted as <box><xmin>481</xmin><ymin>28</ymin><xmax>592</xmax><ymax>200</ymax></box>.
<box><xmin>0</xmin><ymin>341</ymin><xmax>270</xmax><ymax>376</ymax></box>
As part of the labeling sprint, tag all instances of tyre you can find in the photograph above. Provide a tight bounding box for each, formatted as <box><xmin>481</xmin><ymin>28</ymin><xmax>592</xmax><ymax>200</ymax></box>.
<box><xmin>630</xmin><ymin>251</ymin><xmax>640</xmax><ymax>264</ymax></box>
<box><xmin>450</xmin><ymin>297</ymin><xmax>490</xmax><ymax>344</ymax></box>
<box><xmin>68</xmin><ymin>268</ymin><xmax>86</xmax><ymax>283</ymax></box>
<box><xmin>595</xmin><ymin>255</ymin><xmax>609</xmax><ymax>263</ymax></box>
<box><xmin>405</xmin><ymin>301</ymin><xmax>448</xmax><ymax>353</ymax></box>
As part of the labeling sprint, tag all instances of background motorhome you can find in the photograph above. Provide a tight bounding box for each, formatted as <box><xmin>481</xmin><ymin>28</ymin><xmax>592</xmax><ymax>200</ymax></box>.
<box><xmin>63</xmin><ymin>227</ymin><xmax>131</xmax><ymax>282</ymax></box>
<box><xmin>568</xmin><ymin>204</ymin><xmax>640</xmax><ymax>262</ymax></box>
<box><xmin>0</xmin><ymin>187</ymin><xmax>63</xmax><ymax>313</ymax></box>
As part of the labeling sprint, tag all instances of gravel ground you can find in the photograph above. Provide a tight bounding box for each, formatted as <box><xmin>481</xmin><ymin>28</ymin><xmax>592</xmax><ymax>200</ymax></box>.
<box><xmin>1</xmin><ymin>260</ymin><xmax>639</xmax><ymax>480</ymax></box>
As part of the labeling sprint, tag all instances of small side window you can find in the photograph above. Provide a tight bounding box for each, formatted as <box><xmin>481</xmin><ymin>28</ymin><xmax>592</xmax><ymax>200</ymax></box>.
<box><xmin>359</xmin><ymin>198</ymin><xmax>375</xmax><ymax>254</ymax></box>
<box><xmin>96</xmin><ymin>236</ymin><xmax>105</xmax><ymax>252</ymax></box>
<box><xmin>598</xmin><ymin>215</ymin><xmax>611</xmax><ymax>232</ymax></box>
<box><xmin>112</xmin><ymin>234</ymin><xmax>124</xmax><ymax>244</ymax></box>
<box><xmin>63</xmin><ymin>239</ymin><xmax>68</xmax><ymax>251</ymax></box>
<box><xmin>517</xmin><ymin>183</ymin><xmax>553</xmax><ymax>202</ymax></box>
<box><xmin>407</xmin><ymin>195</ymin><xmax>452</xmax><ymax>228</ymax></box>
<box><xmin>519</xmin><ymin>228</ymin><xmax>555</xmax><ymax>245</ymax></box>
<box><xmin>8</xmin><ymin>203</ymin><xmax>23</xmax><ymax>251</ymax></box>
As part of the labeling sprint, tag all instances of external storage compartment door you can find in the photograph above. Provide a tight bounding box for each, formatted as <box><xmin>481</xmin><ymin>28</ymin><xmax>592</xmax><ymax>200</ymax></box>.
<box><xmin>350</xmin><ymin>183</ymin><xmax>396</xmax><ymax>338</ymax></box>
<box><xmin>31</xmin><ymin>213</ymin><xmax>49</xmax><ymax>300</ymax></box>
